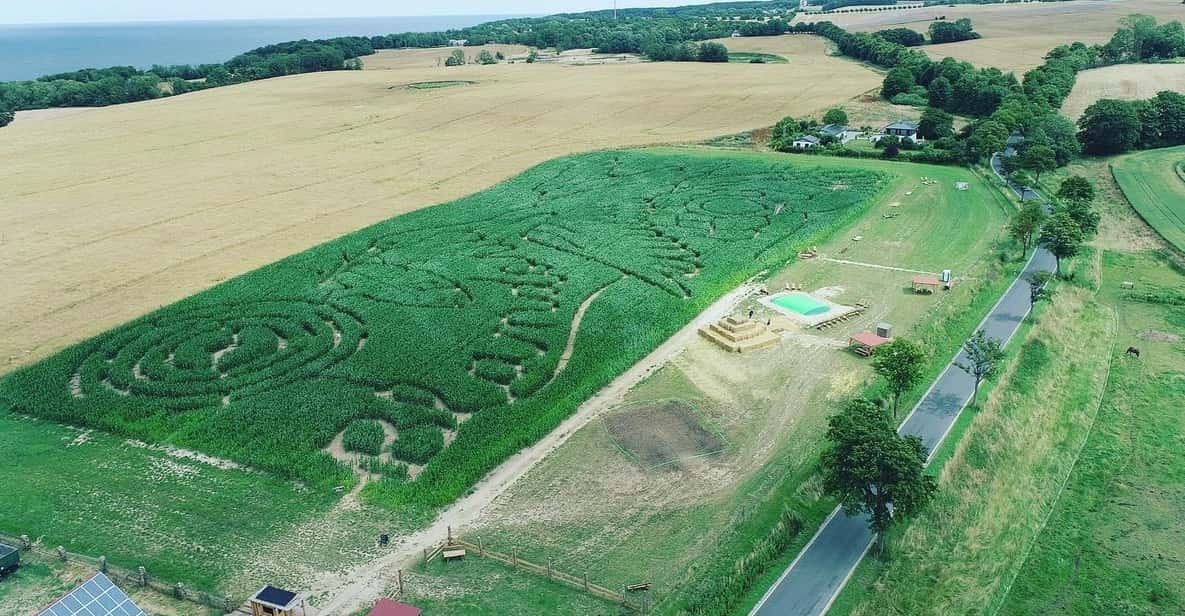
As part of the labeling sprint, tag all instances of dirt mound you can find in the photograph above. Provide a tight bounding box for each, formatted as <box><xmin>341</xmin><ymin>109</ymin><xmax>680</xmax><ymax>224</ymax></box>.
<box><xmin>605</xmin><ymin>401</ymin><xmax>724</xmax><ymax>469</ymax></box>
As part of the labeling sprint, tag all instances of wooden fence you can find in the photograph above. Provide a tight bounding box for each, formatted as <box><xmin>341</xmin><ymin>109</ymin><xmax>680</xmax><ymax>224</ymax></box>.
<box><xmin>430</xmin><ymin>533</ymin><xmax>649</xmax><ymax>613</ymax></box>
<box><xmin>0</xmin><ymin>532</ymin><xmax>235</xmax><ymax>612</ymax></box>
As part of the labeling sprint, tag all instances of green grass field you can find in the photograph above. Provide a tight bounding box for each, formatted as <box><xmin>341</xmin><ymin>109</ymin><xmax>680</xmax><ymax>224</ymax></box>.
<box><xmin>0</xmin><ymin>149</ymin><xmax>886</xmax><ymax>516</ymax></box>
<box><xmin>1112</xmin><ymin>146</ymin><xmax>1185</xmax><ymax>253</ymax></box>
<box><xmin>998</xmin><ymin>251</ymin><xmax>1185</xmax><ymax>615</ymax></box>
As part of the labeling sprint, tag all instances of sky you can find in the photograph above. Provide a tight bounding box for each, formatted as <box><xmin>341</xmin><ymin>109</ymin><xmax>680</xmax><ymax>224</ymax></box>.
<box><xmin>2</xmin><ymin>1</ymin><xmax>727</xmax><ymax>25</ymax></box>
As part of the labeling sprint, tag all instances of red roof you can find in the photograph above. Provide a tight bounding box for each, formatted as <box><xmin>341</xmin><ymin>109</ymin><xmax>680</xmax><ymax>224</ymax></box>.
<box><xmin>369</xmin><ymin>598</ymin><xmax>422</xmax><ymax>616</ymax></box>
<box><xmin>912</xmin><ymin>275</ymin><xmax>941</xmax><ymax>286</ymax></box>
<box><xmin>851</xmin><ymin>332</ymin><xmax>891</xmax><ymax>348</ymax></box>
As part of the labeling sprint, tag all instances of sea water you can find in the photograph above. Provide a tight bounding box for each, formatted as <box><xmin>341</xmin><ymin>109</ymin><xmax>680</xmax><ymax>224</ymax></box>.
<box><xmin>0</xmin><ymin>15</ymin><xmax>519</xmax><ymax>82</ymax></box>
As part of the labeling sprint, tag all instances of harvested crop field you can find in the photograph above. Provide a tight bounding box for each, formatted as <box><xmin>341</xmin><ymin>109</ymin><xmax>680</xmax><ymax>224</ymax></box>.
<box><xmin>0</xmin><ymin>36</ymin><xmax>878</xmax><ymax>374</ymax></box>
<box><xmin>605</xmin><ymin>401</ymin><xmax>724</xmax><ymax>468</ymax></box>
<box><xmin>1061</xmin><ymin>63</ymin><xmax>1185</xmax><ymax>120</ymax></box>
<box><xmin>809</xmin><ymin>0</ymin><xmax>1184</xmax><ymax>73</ymax></box>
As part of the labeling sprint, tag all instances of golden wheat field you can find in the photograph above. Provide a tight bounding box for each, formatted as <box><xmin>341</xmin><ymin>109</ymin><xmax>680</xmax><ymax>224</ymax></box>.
<box><xmin>1060</xmin><ymin>63</ymin><xmax>1185</xmax><ymax>119</ymax></box>
<box><xmin>811</xmin><ymin>0</ymin><xmax>1185</xmax><ymax>73</ymax></box>
<box><xmin>0</xmin><ymin>36</ymin><xmax>879</xmax><ymax>372</ymax></box>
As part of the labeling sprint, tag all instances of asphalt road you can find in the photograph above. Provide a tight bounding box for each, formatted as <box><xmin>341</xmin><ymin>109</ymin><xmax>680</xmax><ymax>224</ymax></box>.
<box><xmin>751</xmin><ymin>236</ymin><xmax>1056</xmax><ymax>616</ymax></box>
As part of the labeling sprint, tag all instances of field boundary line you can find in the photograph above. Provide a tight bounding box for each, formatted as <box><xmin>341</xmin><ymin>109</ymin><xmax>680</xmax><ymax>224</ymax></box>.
<box><xmin>816</xmin><ymin>257</ymin><xmax>938</xmax><ymax>276</ymax></box>
<box><xmin>987</xmin><ymin>302</ymin><xmax>1120</xmax><ymax>616</ymax></box>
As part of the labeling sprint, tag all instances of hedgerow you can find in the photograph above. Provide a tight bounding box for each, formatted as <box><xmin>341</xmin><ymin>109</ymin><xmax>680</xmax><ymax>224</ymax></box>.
<box><xmin>0</xmin><ymin>149</ymin><xmax>888</xmax><ymax>503</ymax></box>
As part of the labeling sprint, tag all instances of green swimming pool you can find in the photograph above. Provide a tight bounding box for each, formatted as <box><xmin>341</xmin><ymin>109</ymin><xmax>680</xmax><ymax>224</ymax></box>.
<box><xmin>772</xmin><ymin>292</ymin><xmax>831</xmax><ymax>316</ymax></box>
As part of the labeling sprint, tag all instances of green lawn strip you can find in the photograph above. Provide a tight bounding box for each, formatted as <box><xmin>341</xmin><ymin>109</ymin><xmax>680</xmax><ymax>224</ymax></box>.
<box><xmin>995</xmin><ymin>250</ymin><xmax>1185</xmax><ymax>615</ymax></box>
<box><xmin>0</xmin><ymin>412</ymin><xmax>355</xmax><ymax>594</ymax></box>
<box><xmin>1111</xmin><ymin>146</ymin><xmax>1185</xmax><ymax>253</ymax></box>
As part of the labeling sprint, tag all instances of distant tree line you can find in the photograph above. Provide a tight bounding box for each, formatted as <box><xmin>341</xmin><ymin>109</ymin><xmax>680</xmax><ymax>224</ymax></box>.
<box><xmin>871</xmin><ymin>18</ymin><xmax>980</xmax><ymax>47</ymax></box>
<box><xmin>787</xmin><ymin>14</ymin><xmax>1185</xmax><ymax>166</ymax></box>
<box><xmin>0</xmin><ymin>36</ymin><xmax>371</xmax><ymax>116</ymax></box>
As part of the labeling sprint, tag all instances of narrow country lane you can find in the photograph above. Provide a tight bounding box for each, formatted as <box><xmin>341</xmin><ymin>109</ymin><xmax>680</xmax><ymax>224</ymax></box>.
<box><xmin>751</xmin><ymin>216</ymin><xmax>1056</xmax><ymax>616</ymax></box>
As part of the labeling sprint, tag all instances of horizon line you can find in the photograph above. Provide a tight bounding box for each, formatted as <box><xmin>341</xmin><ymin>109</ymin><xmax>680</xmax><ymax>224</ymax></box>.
<box><xmin>0</xmin><ymin>13</ymin><xmax>540</xmax><ymax>28</ymax></box>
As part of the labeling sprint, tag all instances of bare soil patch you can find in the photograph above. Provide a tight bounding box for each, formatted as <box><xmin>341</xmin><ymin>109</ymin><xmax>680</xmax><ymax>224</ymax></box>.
<box><xmin>606</xmin><ymin>401</ymin><xmax>724</xmax><ymax>468</ymax></box>
<box><xmin>1138</xmin><ymin>329</ymin><xmax>1181</xmax><ymax>343</ymax></box>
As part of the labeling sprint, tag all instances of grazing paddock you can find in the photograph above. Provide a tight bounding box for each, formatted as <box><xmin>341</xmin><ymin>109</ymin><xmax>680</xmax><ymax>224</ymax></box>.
<box><xmin>0</xmin><ymin>35</ymin><xmax>878</xmax><ymax>375</ymax></box>
<box><xmin>0</xmin><ymin>149</ymin><xmax>887</xmax><ymax>510</ymax></box>
<box><xmin>1061</xmin><ymin>64</ymin><xmax>1185</xmax><ymax>120</ymax></box>
<box><xmin>809</xmin><ymin>0</ymin><xmax>1184</xmax><ymax>73</ymax></box>
<box><xmin>1111</xmin><ymin>145</ymin><xmax>1185</xmax><ymax>254</ymax></box>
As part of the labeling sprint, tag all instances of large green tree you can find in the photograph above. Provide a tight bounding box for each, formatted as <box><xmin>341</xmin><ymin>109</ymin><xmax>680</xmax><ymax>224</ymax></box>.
<box><xmin>1078</xmin><ymin>99</ymin><xmax>1142</xmax><ymax>155</ymax></box>
<box><xmin>1028</xmin><ymin>114</ymin><xmax>1081</xmax><ymax>166</ymax></box>
<box><xmin>927</xmin><ymin>76</ymin><xmax>953</xmax><ymax>109</ymax></box>
<box><xmin>968</xmin><ymin>120</ymin><xmax>1009</xmax><ymax>161</ymax></box>
<box><xmin>824</xmin><ymin>107</ymin><xmax>849</xmax><ymax>126</ymax></box>
<box><xmin>955</xmin><ymin>330</ymin><xmax>1006</xmax><ymax>403</ymax></box>
<box><xmin>1154</xmin><ymin>90</ymin><xmax>1185</xmax><ymax>145</ymax></box>
<box><xmin>1040</xmin><ymin>210</ymin><xmax>1086</xmax><ymax>275</ymax></box>
<box><xmin>1009</xmin><ymin>200</ymin><xmax>1047</xmax><ymax>257</ymax></box>
<box><xmin>918</xmin><ymin>107</ymin><xmax>954</xmax><ymax>140</ymax></box>
<box><xmin>1018</xmin><ymin>144</ymin><xmax>1058</xmax><ymax>183</ymax></box>
<box><xmin>1056</xmin><ymin>175</ymin><xmax>1095</xmax><ymax>204</ymax></box>
<box><xmin>882</xmin><ymin>67</ymin><xmax>916</xmax><ymax>99</ymax></box>
<box><xmin>872</xmin><ymin>339</ymin><xmax>927</xmax><ymax>418</ymax></box>
<box><xmin>821</xmin><ymin>398</ymin><xmax>937</xmax><ymax>556</ymax></box>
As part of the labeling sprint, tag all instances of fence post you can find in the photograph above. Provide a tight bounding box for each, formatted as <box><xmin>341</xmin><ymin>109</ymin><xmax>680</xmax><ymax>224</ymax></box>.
<box><xmin>447</xmin><ymin>526</ymin><xmax>453</xmax><ymax>545</ymax></box>
<box><xmin>20</xmin><ymin>535</ymin><xmax>30</xmax><ymax>549</ymax></box>
<box><xmin>423</xmin><ymin>548</ymin><xmax>428</xmax><ymax>564</ymax></box>
<box><xmin>397</xmin><ymin>569</ymin><xmax>404</xmax><ymax>596</ymax></box>
<box><xmin>512</xmin><ymin>548</ymin><xmax>518</xmax><ymax>568</ymax></box>
<box><xmin>584</xmin><ymin>573</ymin><xmax>590</xmax><ymax>593</ymax></box>
<box><xmin>547</xmin><ymin>558</ymin><xmax>553</xmax><ymax>578</ymax></box>
<box><xmin>56</xmin><ymin>546</ymin><xmax>66</xmax><ymax>561</ymax></box>
<box><xmin>137</xmin><ymin>566</ymin><xmax>147</xmax><ymax>587</ymax></box>
<box><xmin>99</xmin><ymin>556</ymin><xmax>107</xmax><ymax>573</ymax></box>
<box><xmin>478</xmin><ymin>537</ymin><xmax>484</xmax><ymax>556</ymax></box>
<box><xmin>174</xmin><ymin>582</ymin><xmax>185</xmax><ymax>599</ymax></box>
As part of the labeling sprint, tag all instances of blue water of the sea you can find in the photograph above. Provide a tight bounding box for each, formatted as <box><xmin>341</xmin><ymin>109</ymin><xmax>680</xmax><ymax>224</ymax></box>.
<box><xmin>0</xmin><ymin>15</ymin><xmax>518</xmax><ymax>82</ymax></box>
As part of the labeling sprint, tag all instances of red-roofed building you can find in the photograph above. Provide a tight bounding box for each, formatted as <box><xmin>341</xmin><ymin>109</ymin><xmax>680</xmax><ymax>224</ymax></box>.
<box><xmin>850</xmin><ymin>331</ymin><xmax>892</xmax><ymax>357</ymax></box>
<box><xmin>368</xmin><ymin>598</ymin><xmax>422</xmax><ymax>616</ymax></box>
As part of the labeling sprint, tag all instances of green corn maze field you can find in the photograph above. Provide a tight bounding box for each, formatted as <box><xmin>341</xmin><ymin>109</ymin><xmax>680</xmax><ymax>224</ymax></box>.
<box><xmin>0</xmin><ymin>149</ymin><xmax>889</xmax><ymax>508</ymax></box>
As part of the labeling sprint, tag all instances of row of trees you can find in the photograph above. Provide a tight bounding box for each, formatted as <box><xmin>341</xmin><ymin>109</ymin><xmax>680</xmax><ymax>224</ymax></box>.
<box><xmin>368</xmin><ymin>6</ymin><xmax>796</xmax><ymax>54</ymax></box>
<box><xmin>645</xmin><ymin>41</ymin><xmax>731</xmax><ymax>62</ymax></box>
<box><xmin>1008</xmin><ymin>175</ymin><xmax>1100</xmax><ymax>275</ymax></box>
<box><xmin>0</xmin><ymin>36</ymin><xmax>371</xmax><ymax>115</ymax></box>
<box><xmin>1078</xmin><ymin>91</ymin><xmax>1185</xmax><ymax>155</ymax></box>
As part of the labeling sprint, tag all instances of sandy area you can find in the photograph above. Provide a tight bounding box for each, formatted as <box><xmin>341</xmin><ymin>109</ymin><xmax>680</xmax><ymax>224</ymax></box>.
<box><xmin>0</xmin><ymin>36</ymin><xmax>878</xmax><ymax>374</ymax></box>
<box><xmin>805</xmin><ymin>0</ymin><xmax>1185</xmax><ymax>73</ymax></box>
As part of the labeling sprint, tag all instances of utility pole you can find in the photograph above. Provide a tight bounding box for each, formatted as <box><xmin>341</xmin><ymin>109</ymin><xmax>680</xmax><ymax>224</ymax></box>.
<box><xmin>614</xmin><ymin>0</ymin><xmax>618</xmax><ymax>20</ymax></box>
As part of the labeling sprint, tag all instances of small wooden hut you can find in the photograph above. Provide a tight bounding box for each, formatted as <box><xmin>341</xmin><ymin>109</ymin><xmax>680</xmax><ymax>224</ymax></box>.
<box><xmin>911</xmin><ymin>275</ymin><xmax>941</xmax><ymax>294</ymax></box>
<box><xmin>368</xmin><ymin>598</ymin><xmax>422</xmax><ymax>616</ymax></box>
<box><xmin>850</xmin><ymin>331</ymin><xmax>892</xmax><ymax>357</ymax></box>
<box><xmin>248</xmin><ymin>585</ymin><xmax>301</xmax><ymax>616</ymax></box>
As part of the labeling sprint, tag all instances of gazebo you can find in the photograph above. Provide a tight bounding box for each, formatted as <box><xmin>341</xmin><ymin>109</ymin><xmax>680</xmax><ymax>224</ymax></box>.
<box><xmin>911</xmin><ymin>275</ymin><xmax>941</xmax><ymax>294</ymax></box>
<box><xmin>850</xmin><ymin>331</ymin><xmax>892</xmax><ymax>357</ymax></box>
<box><xmin>247</xmin><ymin>586</ymin><xmax>302</xmax><ymax>616</ymax></box>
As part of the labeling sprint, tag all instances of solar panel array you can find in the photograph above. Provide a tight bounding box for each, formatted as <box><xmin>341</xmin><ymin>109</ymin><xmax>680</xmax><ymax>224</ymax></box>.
<box><xmin>39</xmin><ymin>572</ymin><xmax>146</xmax><ymax>616</ymax></box>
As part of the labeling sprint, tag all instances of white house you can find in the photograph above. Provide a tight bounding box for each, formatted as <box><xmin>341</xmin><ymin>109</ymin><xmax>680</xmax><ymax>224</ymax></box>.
<box><xmin>883</xmin><ymin>121</ymin><xmax>921</xmax><ymax>142</ymax></box>
<box><xmin>792</xmin><ymin>135</ymin><xmax>821</xmax><ymax>149</ymax></box>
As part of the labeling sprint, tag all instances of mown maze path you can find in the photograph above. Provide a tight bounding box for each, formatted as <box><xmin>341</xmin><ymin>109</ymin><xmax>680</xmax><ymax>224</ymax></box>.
<box><xmin>751</xmin><ymin>244</ymin><xmax>1057</xmax><ymax>616</ymax></box>
<box><xmin>0</xmin><ymin>150</ymin><xmax>887</xmax><ymax>504</ymax></box>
